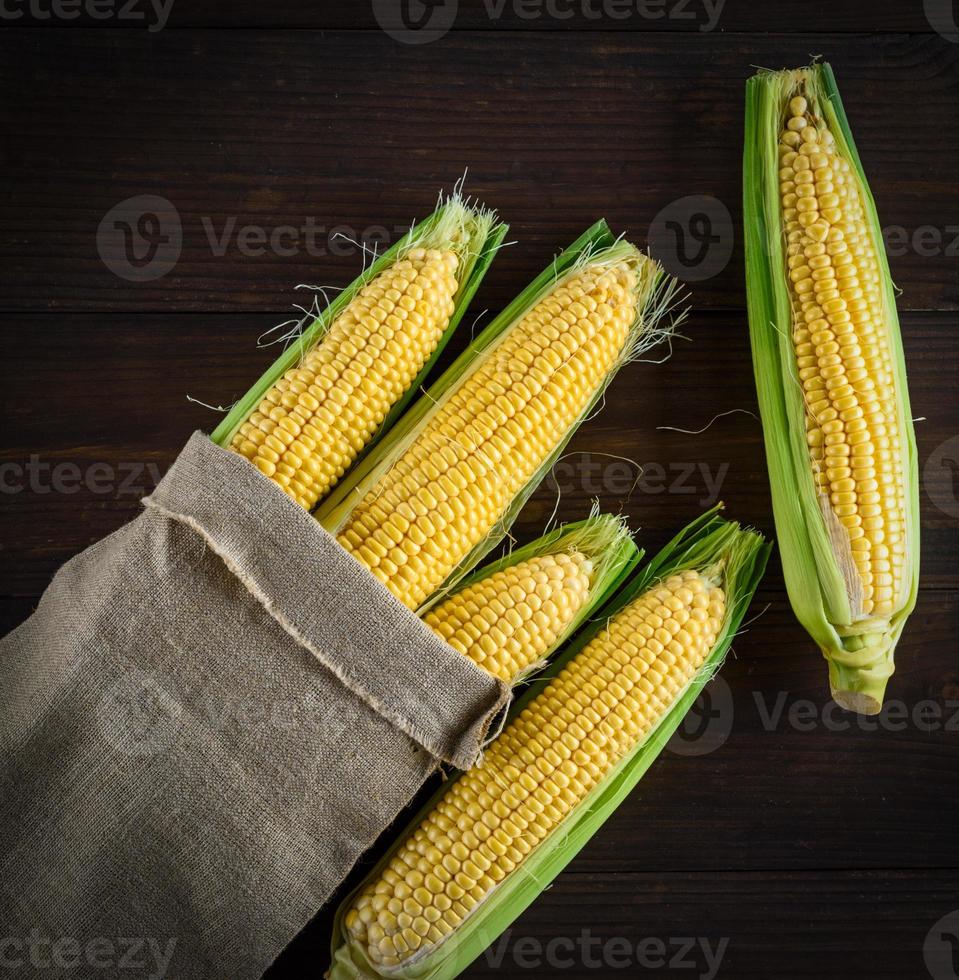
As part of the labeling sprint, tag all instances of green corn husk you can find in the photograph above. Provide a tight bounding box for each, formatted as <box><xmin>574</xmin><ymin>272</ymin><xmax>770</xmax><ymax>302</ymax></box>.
<box><xmin>422</xmin><ymin>510</ymin><xmax>642</xmax><ymax>685</ymax></box>
<box><xmin>744</xmin><ymin>63</ymin><xmax>920</xmax><ymax>715</ymax></box>
<box><xmin>211</xmin><ymin>193</ymin><xmax>507</xmax><ymax>488</ymax></box>
<box><xmin>316</xmin><ymin>221</ymin><xmax>684</xmax><ymax>613</ymax></box>
<box><xmin>326</xmin><ymin>508</ymin><xmax>770</xmax><ymax>980</ymax></box>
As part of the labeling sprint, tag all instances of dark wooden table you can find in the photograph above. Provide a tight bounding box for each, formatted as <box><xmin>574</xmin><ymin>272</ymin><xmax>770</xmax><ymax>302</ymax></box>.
<box><xmin>2</xmin><ymin>2</ymin><xmax>957</xmax><ymax>977</ymax></box>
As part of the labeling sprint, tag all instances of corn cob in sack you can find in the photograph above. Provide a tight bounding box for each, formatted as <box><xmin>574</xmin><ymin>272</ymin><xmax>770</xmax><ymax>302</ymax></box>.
<box><xmin>328</xmin><ymin>510</ymin><xmax>770</xmax><ymax>979</ymax></box>
<box><xmin>0</xmin><ymin>195</ymin><xmax>512</xmax><ymax>980</ymax></box>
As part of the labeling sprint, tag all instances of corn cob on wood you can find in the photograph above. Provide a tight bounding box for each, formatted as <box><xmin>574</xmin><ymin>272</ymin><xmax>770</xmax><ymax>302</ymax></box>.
<box><xmin>744</xmin><ymin>64</ymin><xmax>919</xmax><ymax>714</ymax></box>
<box><xmin>230</xmin><ymin>247</ymin><xmax>460</xmax><ymax>509</ymax></box>
<box><xmin>424</xmin><ymin>551</ymin><xmax>592</xmax><ymax>683</ymax></box>
<box><xmin>349</xmin><ymin>569</ymin><xmax>725</xmax><ymax>968</ymax></box>
<box><xmin>422</xmin><ymin>513</ymin><xmax>638</xmax><ymax>684</ymax></box>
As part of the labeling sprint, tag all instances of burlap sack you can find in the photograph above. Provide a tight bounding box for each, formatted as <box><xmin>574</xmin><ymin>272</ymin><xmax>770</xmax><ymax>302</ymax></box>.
<box><xmin>0</xmin><ymin>432</ymin><xmax>509</xmax><ymax>980</ymax></box>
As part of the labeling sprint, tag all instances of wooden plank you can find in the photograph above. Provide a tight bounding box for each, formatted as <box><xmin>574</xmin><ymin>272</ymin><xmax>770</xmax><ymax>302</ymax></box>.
<box><xmin>453</xmin><ymin>870</ymin><xmax>959</xmax><ymax>979</ymax></box>
<box><xmin>266</xmin><ymin>868</ymin><xmax>959</xmax><ymax>978</ymax></box>
<box><xmin>1</xmin><ymin>31</ymin><xmax>956</xmax><ymax>312</ymax></box>
<box><xmin>0</xmin><ymin>310</ymin><xmax>954</xmax><ymax>596</ymax></box>
<box><xmin>0</xmin><ymin>0</ymin><xmax>942</xmax><ymax>33</ymax></box>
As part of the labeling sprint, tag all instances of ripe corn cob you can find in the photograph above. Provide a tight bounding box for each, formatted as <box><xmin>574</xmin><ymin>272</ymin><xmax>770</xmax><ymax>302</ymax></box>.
<box><xmin>212</xmin><ymin>196</ymin><xmax>504</xmax><ymax>511</ymax></box>
<box><xmin>319</xmin><ymin>225</ymin><xmax>681</xmax><ymax>612</ymax></box>
<box><xmin>328</xmin><ymin>510</ymin><xmax>770</xmax><ymax>980</ymax></box>
<box><xmin>230</xmin><ymin>249</ymin><xmax>459</xmax><ymax>508</ymax></box>
<box><xmin>422</xmin><ymin>513</ymin><xmax>639</xmax><ymax>684</ymax></box>
<box><xmin>744</xmin><ymin>64</ymin><xmax>919</xmax><ymax>714</ymax></box>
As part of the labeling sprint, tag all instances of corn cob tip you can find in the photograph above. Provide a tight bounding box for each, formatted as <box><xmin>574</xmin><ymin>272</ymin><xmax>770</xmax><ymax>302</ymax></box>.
<box><xmin>224</xmin><ymin>192</ymin><xmax>502</xmax><ymax>513</ymax></box>
<box><xmin>423</xmin><ymin>548</ymin><xmax>596</xmax><ymax>684</ymax></box>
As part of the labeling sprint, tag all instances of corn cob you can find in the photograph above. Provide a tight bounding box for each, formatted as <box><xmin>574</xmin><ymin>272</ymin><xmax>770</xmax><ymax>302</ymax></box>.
<box><xmin>319</xmin><ymin>225</ymin><xmax>681</xmax><ymax>612</ymax></box>
<box><xmin>328</xmin><ymin>510</ymin><xmax>770</xmax><ymax>980</ymax></box>
<box><xmin>744</xmin><ymin>64</ymin><xmax>919</xmax><ymax>714</ymax></box>
<box><xmin>422</xmin><ymin>513</ymin><xmax>639</xmax><ymax>684</ymax></box>
<box><xmin>212</xmin><ymin>196</ymin><xmax>504</xmax><ymax>511</ymax></box>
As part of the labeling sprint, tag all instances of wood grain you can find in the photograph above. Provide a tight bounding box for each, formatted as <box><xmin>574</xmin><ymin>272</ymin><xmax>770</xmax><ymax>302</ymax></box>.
<box><xmin>1</xmin><ymin>311</ymin><xmax>955</xmax><ymax>596</ymax></box>
<box><xmin>1</xmin><ymin>31</ymin><xmax>956</xmax><ymax>312</ymax></box>
<box><xmin>1</xmin><ymin>0</ymin><xmax>945</xmax><ymax>33</ymax></box>
<box><xmin>456</xmin><ymin>869</ymin><xmax>959</xmax><ymax>979</ymax></box>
